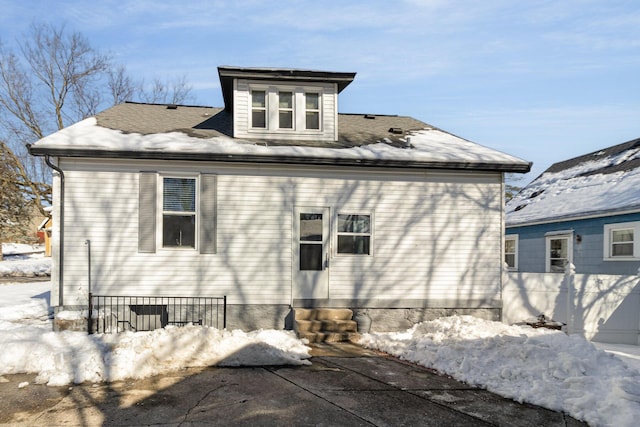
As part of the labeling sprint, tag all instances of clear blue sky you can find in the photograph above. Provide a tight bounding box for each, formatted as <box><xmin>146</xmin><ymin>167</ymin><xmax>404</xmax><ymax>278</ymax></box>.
<box><xmin>2</xmin><ymin>0</ymin><xmax>639</xmax><ymax>184</ymax></box>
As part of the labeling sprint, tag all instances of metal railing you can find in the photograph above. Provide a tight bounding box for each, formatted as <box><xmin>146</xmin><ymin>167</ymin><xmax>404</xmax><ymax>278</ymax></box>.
<box><xmin>88</xmin><ymin>294</ymin><xmax>226</xmax><ymax>334</ymax></box>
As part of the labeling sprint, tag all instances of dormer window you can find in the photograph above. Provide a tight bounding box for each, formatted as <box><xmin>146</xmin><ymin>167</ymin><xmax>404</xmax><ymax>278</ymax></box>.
<box><xmin>278</xmin><ymin>92</ymin><xmax>293</xmax><ymax>129</ymax></box>
<box><xmin>248</xmin><ymin>86</ymin><xmax>323</xmax><ymax>133</ymax></box>
<box><xmin>305</xmin><ymin>93</ymin><xmax>320</xmax><ymax>130</ymax></box>
<box><xmin>218</xmin><ymin>66</ymin><xmax>356</xmax><ymax>142</ymax></box>
<box><xmin>251</xmin><ymin>91</ymin><xmax>266</xmax><ymax>129</ymax></box>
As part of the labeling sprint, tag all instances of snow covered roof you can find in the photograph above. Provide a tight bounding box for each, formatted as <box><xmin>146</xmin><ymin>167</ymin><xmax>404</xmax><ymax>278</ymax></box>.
<box><xmin>506</xmin><ymin>137</ymin><xmax>640</xmax><ymax>226</ymax></box>
<box><xmin>29</xmin><ymin>102</ymin><xmax>531</xmax><ymax>172</ymax></box>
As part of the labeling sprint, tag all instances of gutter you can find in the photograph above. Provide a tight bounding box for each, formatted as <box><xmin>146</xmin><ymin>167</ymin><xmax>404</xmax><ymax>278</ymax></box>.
<box><xmin>506</xmin><ymin>206</ymin><xmax>640</xmax><ymax>229</ymax></box>
<box><xmin>27</xmin><ymin>147</ymin><xmax>533</xmax><ymax>173</ymax></box>
<box><xmin>44</xmin><ymin>155</ymin><xmax>64</xmax><ymax>307</ymax></box>
<box><xmin>28</xmin><ymin>144</ymin><xmax>65</xmax><ymax>307</ymax></box>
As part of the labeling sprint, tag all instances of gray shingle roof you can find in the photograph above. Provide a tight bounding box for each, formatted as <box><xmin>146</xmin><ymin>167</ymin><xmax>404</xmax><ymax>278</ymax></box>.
<box><xmin>95</xmin><ymin>102</ymin><xmax>431</xmax><ymax>148</ymax></box>
<box><xmin>506</xmin><ymin>137</ymin><xmax>640</xmax><ymax>226</ymax></box>
<box><xmin>30</xmin><ymin>101</ymin><xmax>531</xmax><ymax>173</ymax></box>
<box><xmin>545</xmin><ymin>137</ymin><xmax>640</xmax><ymax>177</ymax></box>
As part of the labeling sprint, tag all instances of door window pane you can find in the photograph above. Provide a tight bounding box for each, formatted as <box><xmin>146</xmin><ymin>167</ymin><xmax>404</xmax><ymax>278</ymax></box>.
<box><xmin>549</xmin><ymin>237</ymin><xmax>568</xmax><ymax>273</ymax></box>
<box><xmin>300</xmin><ymin>244</ymin><xmax>323</xmax><ymax>270</ymax></box>
<box><xmin>300</xmin><ymin>214</ymin><xmax>323</xmax><ymax>241</ymax></box>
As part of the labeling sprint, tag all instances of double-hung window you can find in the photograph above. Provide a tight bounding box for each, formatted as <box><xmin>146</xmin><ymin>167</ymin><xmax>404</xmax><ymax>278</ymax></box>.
<box><xmin>248</xmin><ymin>86</ymin><xmax>322</xmax><ymax>132</ymax></box>
<box><xmin>251</xmin><ymin>90</ymin><xmax>267</xmax><ymax>129</ymax></box>
<box><xmin>337</xmin><ymin>214</ymin><xmax>371</xmax><ymax>255</ymax></box>
<box><xmin>305</xmin><ymin>93</ymin><xmax>320</xmax><ymax>130</ymax></box>
<box><xmin>278</xmin><ymin>92</ymin><xmax>293</xmax><ymax>129</ymax></box>
<box><xmin>505</xmin><ymin>235</ymin><xmax>518</xmax><ymax>270</ymax></box>
<box><xmin>138</xmin><ymin>172</ymin><xmax>216</xmax><ymax>254</ymax></box>
<box><xmin>162</xmin><ymin>177</ymin><xmax>196</xmax><ymax>248</ymax></box>
<box><xmin>604</xmin><ymin>221</ymin><xmax>640</xmax><ymax>260</ymax></box>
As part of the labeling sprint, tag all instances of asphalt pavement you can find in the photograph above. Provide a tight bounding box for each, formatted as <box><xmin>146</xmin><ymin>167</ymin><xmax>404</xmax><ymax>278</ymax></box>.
<box><xmin>0</xmin><ymin>342</ymin><xmax>588</xmax><ymax>426</ymax></box>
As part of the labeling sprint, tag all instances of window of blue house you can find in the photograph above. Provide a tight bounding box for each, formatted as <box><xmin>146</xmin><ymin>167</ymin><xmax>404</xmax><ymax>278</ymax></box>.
<box><xmin>604</xmin><ymin>221</ymin><xmax>640</xmax><ymax>260</ymax></box>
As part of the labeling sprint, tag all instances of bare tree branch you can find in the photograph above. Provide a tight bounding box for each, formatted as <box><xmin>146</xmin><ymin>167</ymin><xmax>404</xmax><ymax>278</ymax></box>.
<box><xmin>0</xmin><ymin>23</ymin><xmax>195</xmax><ymax>243</ymax></box>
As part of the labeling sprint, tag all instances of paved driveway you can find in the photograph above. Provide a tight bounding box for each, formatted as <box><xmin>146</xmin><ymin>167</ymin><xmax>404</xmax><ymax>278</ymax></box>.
<box><xmin>0</xmin><ymin>343</ymin><xmax>587</xmax><ymax>426</ymax></box>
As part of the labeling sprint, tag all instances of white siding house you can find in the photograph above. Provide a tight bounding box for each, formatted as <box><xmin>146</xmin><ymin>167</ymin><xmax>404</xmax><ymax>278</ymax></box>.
<box><xmin>31</xmin><ymin>66</ymin><xmax>531</xmax><ymax>332</ymax></box>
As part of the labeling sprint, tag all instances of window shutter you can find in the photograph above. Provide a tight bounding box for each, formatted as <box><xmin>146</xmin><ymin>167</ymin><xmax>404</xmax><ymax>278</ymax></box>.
<box><xmin>138</xmin><ymin>172</ymin><xmax>157</xmax><ymax>253</ymax></box>
<box><xmin>199</xmin><ymin>174</ymin><xmax>217</xmax><ymax>254</ymax></box>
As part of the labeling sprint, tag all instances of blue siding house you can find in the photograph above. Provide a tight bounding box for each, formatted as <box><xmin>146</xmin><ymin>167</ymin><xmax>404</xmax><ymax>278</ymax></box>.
<box><xmin>506</xmin><ymin>137</ymin><xmax>640</xmax><ymax>275</ymax></box>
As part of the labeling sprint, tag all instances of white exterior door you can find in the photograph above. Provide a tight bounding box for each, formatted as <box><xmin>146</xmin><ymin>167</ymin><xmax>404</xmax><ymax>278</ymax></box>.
<box><xmin>293</xmin><ymin>207</ymin><xmax>330</xmax><ymax>300</ymax></box>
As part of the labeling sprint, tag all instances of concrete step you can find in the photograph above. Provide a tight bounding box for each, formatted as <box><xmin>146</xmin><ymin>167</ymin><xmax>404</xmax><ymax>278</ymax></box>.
<box><xmin>298</xmin><ymin>331</ymin><xmax>360</xmax><ymax>343</ymax></box>
<box><xmin>294</xmin><ymin>320</ymin><xmax>323</xmax><ymax>333</ymax></box>
<box><xmin>293</xmin><ymin>308</ymin><xmax>359</xmax><ymax>342</ymax></box>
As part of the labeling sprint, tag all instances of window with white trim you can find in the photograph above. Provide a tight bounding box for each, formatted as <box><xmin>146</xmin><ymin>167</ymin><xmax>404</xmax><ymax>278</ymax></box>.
<box><xmin>505</xmin><ymin>235</ymin><xmax>518</xmax><ymax>270</ymax></box>
<box><xmin>248</xmin><ymin>86</ymin><xmax>322</xmax><ymax>133</ymax></box>
<box><xmin>162</xmin><ymin>177</ymin><xmax>197</xmax><ymax>248</ymax></box>
<box><xmin>251</xmin><ymin>90</ymin><xmax>266</xmax><ymax>129</ymax></box>
<box><xmin>337</xmin><ymin>214</ymin><xmax>371</xmax><ymax>255</ymax></box>
<box><xmin>278</xmin><ymin>91</ymin><xmax>293</xmax><ymax>129</ymax></box>
<box><xmin>305</xmin><ymin>93</ymin><xmax>320</xmax><ymax>130</ymax></box>
<box><xmin>545</xmin><ymin>234</ymin><xmax>572</xmax><ymax>273</ymax></box>
<box><xmin>604</xmin><ymin>221</ymin><xmax>640</xmax><ymax>260</ymax></box>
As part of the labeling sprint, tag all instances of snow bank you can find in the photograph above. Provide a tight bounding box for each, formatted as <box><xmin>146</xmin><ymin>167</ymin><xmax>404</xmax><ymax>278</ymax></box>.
<box><xmin>2</xmin><ymin>278</ymin><xmax>640</xmax><ymax>426</ymax></box>
<box><xmin>0</xmin><ymin>244</ymin><xmax>50</xmax><ymax>277</ymax></box>
<box><xmin>0</xmin><ymin>326</ymin><xmax>310</xmax><ymax>387</ymax></box>
<box><xmin>0</xmin><ymin>281</ymin><xmax>310</xmax><ymax>387</ymax></box>
<box><xmin>359</xmin><ymin>315</ymin><xmax>640</xmax><ymax>427</ymax></box>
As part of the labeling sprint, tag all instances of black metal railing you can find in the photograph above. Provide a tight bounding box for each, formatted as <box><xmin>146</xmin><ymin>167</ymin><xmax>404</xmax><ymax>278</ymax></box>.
<box><xmin>88</xmin><ymin>294</ymin><xmax>226</xmax><ymax>334</ymax></box>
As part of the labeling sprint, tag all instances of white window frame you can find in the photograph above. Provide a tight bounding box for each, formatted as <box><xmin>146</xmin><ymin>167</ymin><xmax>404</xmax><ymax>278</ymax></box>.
<box><xmin>335</xmin><ymin>212</ymin><xmax>373</xmax><ymax>256</ymax></box>
<box><xmin>603</xmin><ymin>221</ymin><xmax>640</xmax><ymax>261</ymax></box>
<box><xmin>505</xmin><ymin>235</ymin><xmax>518</xmax><ymax>271</ymax></box>
<box><xmin>277</xmin><ymin>91</ymin><xmax>294</xmax><ymax>129</ymax></box>
<box><xmin>545</xmin><ymin>231</ymin><xmax>573</xmax><ymax>273</ymax></box>
<box><xmin>247</xmin><ymin>84</ymin><xmax>323</xmax><ymax>134</ymax></box>
<box><xmin>250</xmin><ymin>90</ymin><xmax>267</xmax><ymax>129</ymax></box>
<box><xmin>158</xmin><ymin>174</ymin><xmax>199</xmax><ymax>251</ymax></box>
<box><xmin>304</xmin><ymin>92</ymin><xmax>321</xmax><ymax>130</ymax></box>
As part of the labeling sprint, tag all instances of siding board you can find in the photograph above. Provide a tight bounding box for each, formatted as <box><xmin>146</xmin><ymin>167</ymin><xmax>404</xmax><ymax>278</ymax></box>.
<box><xmin>57</xmin><ymin>159</ymin><xmax>503</xmax><ymax>308</ymax></box>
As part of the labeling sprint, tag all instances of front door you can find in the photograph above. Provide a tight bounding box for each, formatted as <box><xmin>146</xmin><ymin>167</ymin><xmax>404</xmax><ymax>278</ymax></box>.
<box><xmin>293</xmin><ymin>207</ymin><xmax>329</xmax><ymax>300</ymax></box>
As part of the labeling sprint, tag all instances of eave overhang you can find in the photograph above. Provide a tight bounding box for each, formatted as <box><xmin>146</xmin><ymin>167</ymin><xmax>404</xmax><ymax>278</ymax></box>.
<box><xmin>218</xmin><ymin>66</ymin><xmax>356</xmax><ymax>112</ymax></box>
<box><xmin>28</xmin><ymin>145</ymin><xmax>532</xmax><ymax>173</ymax></box>
<box><xmin>506</xmin><ymin>205</ymin><xmax>640</xmax><ymax>228</ymax></box>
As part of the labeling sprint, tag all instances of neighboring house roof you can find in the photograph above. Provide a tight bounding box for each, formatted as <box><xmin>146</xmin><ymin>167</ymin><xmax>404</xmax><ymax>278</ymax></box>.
<box><xmin>506</xmin><ymin>137</ymin><xmax>640</xmax><ymax>227</ymax></box>
<box><xmin>29</xmin><ymin>102</ymin><xmax>530</xmax><ymax>172</ymax></box>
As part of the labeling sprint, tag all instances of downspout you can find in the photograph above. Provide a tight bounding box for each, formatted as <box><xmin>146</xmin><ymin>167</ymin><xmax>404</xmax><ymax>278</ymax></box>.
<box><xmin>43</xmin><ymin>154</ymin><xmax>65</xmax><ymax>307</ymax></box>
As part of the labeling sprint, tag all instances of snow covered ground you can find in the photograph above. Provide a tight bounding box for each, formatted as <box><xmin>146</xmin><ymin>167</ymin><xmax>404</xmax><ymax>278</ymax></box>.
<box><xmin>1</xmin><ymin>247</ymin><xmax>639</xmax><ymax>426</ymax></box>
<box><xmin>0</xmin><ymin>280</ymin><xmax>311</xmax><ymax>387</ymax></box>
<box><xmin>360</xmin><ymin>319</ymin><xmax>640</xmax><ymax>427</ymax></box>
<box><xmin>0</xmin><ymin>243</ymin><xmax>51</xmax><ymax>277</ymax></box>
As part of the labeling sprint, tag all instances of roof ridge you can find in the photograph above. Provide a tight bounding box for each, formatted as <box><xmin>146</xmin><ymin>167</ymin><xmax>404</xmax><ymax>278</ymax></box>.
<box><xmin>123</xmin><ymin>100</ymin><xmax>216</xmax><ymax>109</ymax></box>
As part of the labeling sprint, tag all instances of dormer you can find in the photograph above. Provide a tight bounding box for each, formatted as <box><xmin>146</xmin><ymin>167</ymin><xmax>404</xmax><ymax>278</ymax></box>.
<box><xmin>218</xmin><ymin>66</ymin><xmax>356</xmax><ymax>142</ymax></box>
